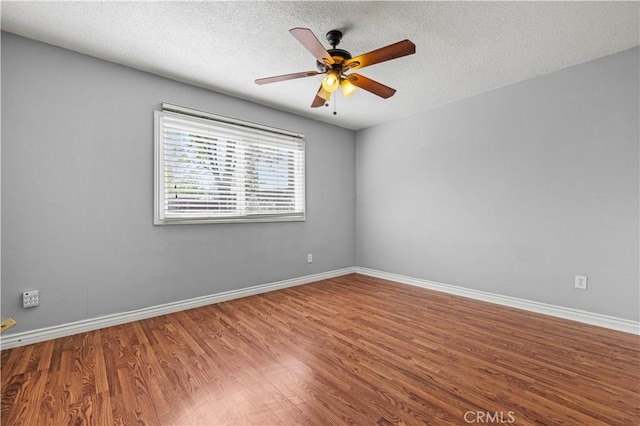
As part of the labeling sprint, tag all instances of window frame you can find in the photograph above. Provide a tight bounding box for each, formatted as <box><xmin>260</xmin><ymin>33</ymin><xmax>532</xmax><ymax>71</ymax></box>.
<box><xmin>154</xmin><ymin>103</ymin><xmax>306</xmax><ymax>225</ymax></box>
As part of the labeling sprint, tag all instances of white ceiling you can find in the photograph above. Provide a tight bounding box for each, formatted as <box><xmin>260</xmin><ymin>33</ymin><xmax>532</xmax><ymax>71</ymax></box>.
<box><xmin>1</xmin><ymin>1</ymin><xmax>638</xmax><ymax>130</ymax></box>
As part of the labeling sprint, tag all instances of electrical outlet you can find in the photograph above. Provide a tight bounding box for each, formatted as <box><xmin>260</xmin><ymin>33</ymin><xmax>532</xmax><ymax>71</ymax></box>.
<box><xmin>23</xmin><ymin>290</ymin><xmax>39</xmax><ymax>308</ymax></box>
<box><xmin>307</xmin><ymin>253</ymin><xmax>313</xmax><ymax>263</ymax></box>
<box><xmin>575</xmin><ymin>276</ymin><xmax>588</xmax><ymax>290</ymax></box>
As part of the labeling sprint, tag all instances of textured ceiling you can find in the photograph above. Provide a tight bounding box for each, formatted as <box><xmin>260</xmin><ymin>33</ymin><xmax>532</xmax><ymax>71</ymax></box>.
<box><xmin>1</xmin><ymin>1</ymin><xmax>638</xmax><ymax>130</ymax></box>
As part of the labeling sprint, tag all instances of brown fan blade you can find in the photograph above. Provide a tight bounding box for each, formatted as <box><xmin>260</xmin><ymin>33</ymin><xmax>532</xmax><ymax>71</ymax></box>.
<box><xmin>311</xmin><ymin>95</ymin><xmax>326</xmax><ymax>108</ymax></box>
<box><xmin>344</xmin><ymin>40</ymin><xmax>415</xmax><ymax>71</ymax></box>
<box><xmin>255</xmin><ymin>71</ymin><xmax>320</xmax><ymax>85</ymax></box>
<box><xmin>311</xmin><ymin>85</ymin><xmax>329</xmax><ymax>108</ymax></box>
<box><xmin>290</xmin><ymin>28</ymin><xmax>335</xmax><ymax>66</ymax></box>
<box><xmin>346</xmin><ymin>73</ymin><xmax>396</xmax><ymax>98</ymax></box>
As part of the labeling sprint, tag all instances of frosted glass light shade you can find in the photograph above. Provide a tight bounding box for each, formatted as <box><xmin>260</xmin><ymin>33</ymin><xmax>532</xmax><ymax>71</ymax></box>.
<box><xmin>322</xmin><ymin>72</ymin><xmax>340</xmax><ymax>93</ymax></box>
<box><xmin>340</xmin><ymin>80</ymin><xmax>357</xmax><ymax>98</ymax></box>
<box><xmin>318</xmin><ymin>87</ymin><xmax>332</xmax><ymax>101</ymax></box>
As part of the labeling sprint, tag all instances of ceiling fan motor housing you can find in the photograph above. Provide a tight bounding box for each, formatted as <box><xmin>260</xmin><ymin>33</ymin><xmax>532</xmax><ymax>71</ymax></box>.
<box><xmin>316</xmin><ymin>48</ymin><xmax>352</xmax><ymax>72</ymax></box>
<box><xmin>316</xmin><ymin>29</ymin><xmax>352</xmax><ymax>72</ymax></box>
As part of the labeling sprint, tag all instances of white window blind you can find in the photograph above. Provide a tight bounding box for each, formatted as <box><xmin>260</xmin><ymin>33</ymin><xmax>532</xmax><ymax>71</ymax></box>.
<box><xmin>154</xmin><ymin>105</ymin><xmax>305</xmax><ymax>224</ymax></box>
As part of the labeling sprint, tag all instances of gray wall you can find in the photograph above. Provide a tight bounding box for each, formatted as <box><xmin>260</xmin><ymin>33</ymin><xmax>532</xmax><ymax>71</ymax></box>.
<box><xmin>2</xmin><ymin>31</ymin><xmax>638</xmax><ymax>337</ymax></box>
<box><xmin>356</xmin><ymin>47</ymin><xmax>639</xmax><ymax>321</ymax></box>
<box><xmin>1</xmin><ymin>32</ymin><xmax>356</xmax><ymax>334</ymax></box>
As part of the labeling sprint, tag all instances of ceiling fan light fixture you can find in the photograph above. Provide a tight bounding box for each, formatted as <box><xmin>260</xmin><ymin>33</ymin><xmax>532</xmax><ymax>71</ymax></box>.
<box><xmin>340</xmin><ymin>79</ymin><xmax>357</xmax><ymax>98</ymax></box>
<box><xmin>322</xmin><ymin>71</ymin><xmax>340</xmax><ymax>93</ymax></box>
<box><xmin>318</xmin><ymin>87</ymin><xmax>332</xmax><ymax>101</ymax></box>
<box><xmin>256</xmin><ymin>28</ymin><xmax>416</xmax><ymax>109</ymax></box>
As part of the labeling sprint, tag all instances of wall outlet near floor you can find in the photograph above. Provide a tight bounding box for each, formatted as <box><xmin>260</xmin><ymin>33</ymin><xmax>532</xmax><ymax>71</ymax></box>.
<box><xmin>574</xmin><ymin>276</ymin><xmax>588</xmax><ymax>290</ymax></box>
<box><xmin>23</xmin><ymin>290</ymin><xmax>39</xmax><ymax>308</ymax></box>
<box><xmin>307</xmin><ymin>253</ymin><xmax>313</xmax><ymax>263</ymax></box>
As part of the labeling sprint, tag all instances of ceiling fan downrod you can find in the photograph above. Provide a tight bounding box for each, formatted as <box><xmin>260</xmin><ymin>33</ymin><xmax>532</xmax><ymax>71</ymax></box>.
<box><xmin>317</xmin><ymin>29</ymin><xmax>353</xmax><ymax>73</ymax></box>
<box><xmin>326</xmin><ymin>30</ymin><xmax>342</xmax><ymax>48</ymax></box>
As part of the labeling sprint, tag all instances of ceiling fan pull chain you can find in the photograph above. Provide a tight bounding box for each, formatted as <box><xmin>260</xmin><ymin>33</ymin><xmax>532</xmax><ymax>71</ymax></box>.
<box><xmin>333</xmin><ymin>94</ymin><xmax>337</xmax><ymax>115</ymax></box>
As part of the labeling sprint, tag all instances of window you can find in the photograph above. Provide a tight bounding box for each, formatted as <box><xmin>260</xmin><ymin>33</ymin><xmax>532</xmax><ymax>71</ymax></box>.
<box><xmin>154</xmin><ymin>104</ymin><xmax>305</xmax><ymax>224</ymax></box>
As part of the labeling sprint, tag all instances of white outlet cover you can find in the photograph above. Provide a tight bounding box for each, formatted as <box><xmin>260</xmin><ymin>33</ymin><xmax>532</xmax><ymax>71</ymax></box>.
<box><xmin>23</xmin><ymin>290</ymin><xmax>39</xmax><ymax>308</ymax></box>
<box><xmin>575</xmin><ymin>275</ymin><xmax>588</xmax><ymax>290</ymax></box>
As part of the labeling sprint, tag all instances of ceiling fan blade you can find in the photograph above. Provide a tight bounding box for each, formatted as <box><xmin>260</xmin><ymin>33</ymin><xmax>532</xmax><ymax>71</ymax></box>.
<box><xmin>255</xmin><ymin>71</ymin><xmax>320</xmax><ymax>85</ymax></box>
<box><xmin>311</xmin><ymin>95</ymin><xmax>326</xmax><ymax>108</ymax></box>
<box><xmin>346</xmin><ymin>73</ymin><xmax>396</xmax><ymax>98</ymax></box>
<box><xmin>311</xmin><ymin>85</ymin><xmax>328</xmax><ymax>108</ymax></box>
<box><xmin>290</xmin><ymin>27</ymin><xmax>335</xmax><ymax>66</ymax></box>
<box><xmin>344</xmin><ymin>40</ymin><xmax>415</xmax><ymax>71</ymax></box>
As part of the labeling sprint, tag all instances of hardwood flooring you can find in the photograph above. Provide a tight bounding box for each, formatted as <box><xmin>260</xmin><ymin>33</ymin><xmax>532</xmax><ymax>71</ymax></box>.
<box><xmin>2</xmin><ymin>274</ymin><xmax>639</xmax><ymax>425</ymax></box>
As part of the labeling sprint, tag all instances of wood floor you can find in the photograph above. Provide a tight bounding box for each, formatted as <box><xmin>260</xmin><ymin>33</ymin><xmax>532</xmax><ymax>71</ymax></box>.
<box><xmin>2</xmin><ymin>274</ymin><xmax>639</xmax><ymax>425</ymax></box>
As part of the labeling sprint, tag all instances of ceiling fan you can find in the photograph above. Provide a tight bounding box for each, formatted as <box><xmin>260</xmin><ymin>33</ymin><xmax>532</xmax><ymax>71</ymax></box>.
<box><xmin>255</xmin><ymin>28</ymin><xmax>416</xmax><ymax>108</ymax></box>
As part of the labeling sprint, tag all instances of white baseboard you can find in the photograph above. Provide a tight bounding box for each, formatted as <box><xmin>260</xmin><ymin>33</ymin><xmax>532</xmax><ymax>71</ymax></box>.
<box><xmin>0</xmin><ymin>267</ymin><xmax>356</xmax><ymax>350</ymax></box>
<box><xmin>355</xmin><ymin>267</ymin><xmax>640</xmax><ymax>335</ymax></box>
<box><xmin>3</xmin><ymin>266</ymin><xmax>636</xmax><ymax>350</ymax></box>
